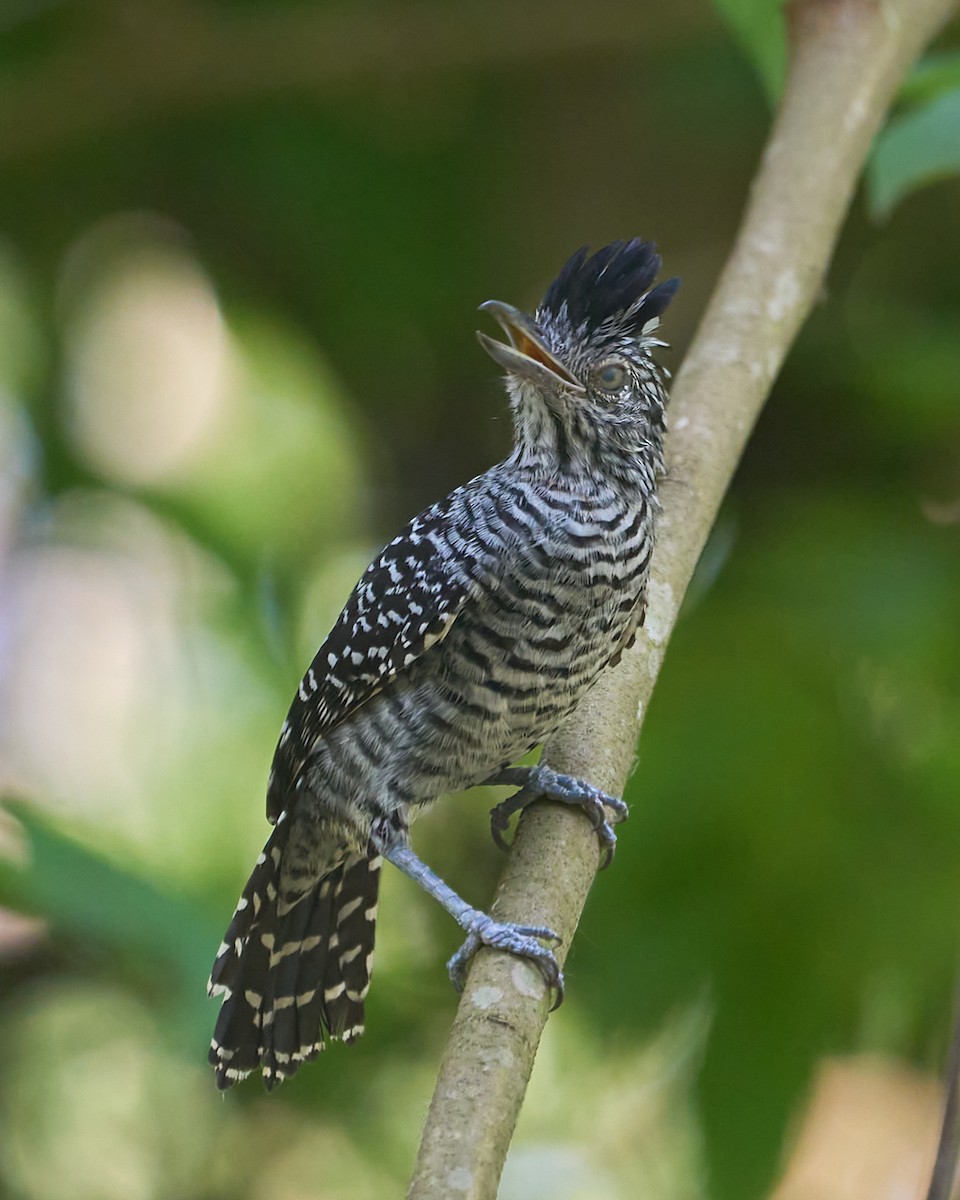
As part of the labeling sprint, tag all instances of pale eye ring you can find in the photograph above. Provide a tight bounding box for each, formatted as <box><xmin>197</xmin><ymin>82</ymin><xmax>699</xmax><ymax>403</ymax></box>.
<box><xmin>594</xmin><ymin>361</ymin><xmax>628</xmax><ymax>392</ymax></box>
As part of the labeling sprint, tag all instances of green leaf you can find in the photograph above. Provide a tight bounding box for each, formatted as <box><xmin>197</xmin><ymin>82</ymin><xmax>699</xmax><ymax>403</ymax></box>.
<box><xmin>900</xmin><ymin>50</ymin><xmax>960</xmax><ymax>105</ymax></box>
<box><xmin>712</xmin><ymin>0</ymin><xmax>786</xmax><ymax>101</ymax></box>
<box><xmin>0</xmin><ymin>801</ymin><xmax>219</xmax><ymax>998</ymax></box>
<box><xmin>868</xmin><ymin>86</ymin><xmax>960</xmax><ymax>218</ymax></box>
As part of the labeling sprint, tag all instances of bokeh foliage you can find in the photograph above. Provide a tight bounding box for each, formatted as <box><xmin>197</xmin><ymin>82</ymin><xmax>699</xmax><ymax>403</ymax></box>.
<box><xmin>1</xmin><ymin>3</ymin><xmax>959</xmax><ymax>1198</ymax></box>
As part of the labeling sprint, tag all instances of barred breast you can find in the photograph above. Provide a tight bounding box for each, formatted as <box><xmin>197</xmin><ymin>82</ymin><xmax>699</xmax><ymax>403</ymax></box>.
<box><xmin>301</xmin><ymin>468</ymin><xmax>656</xmax><ymax>825</ymax></box>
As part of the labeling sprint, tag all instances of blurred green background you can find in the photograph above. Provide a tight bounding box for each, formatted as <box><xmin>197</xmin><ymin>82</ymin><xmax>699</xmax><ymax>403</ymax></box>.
<box><xmin>1</xmin><ymin>3</ymin><xmax>959</xmax><ymax>1198</ymax></box>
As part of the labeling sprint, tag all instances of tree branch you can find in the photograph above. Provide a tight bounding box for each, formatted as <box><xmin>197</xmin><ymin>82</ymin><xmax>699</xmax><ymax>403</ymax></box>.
<box><xmin>408</xmin><ymin>1</ymin><xmax>960</xmax><ymax>1196</ymax></box>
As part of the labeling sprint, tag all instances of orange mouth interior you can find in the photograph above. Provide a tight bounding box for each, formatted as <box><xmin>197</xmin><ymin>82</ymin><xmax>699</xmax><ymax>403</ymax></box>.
<box><xmin>515</xmin><ymin>330</ymin><xmax>546</xmax><ymax>363</ymax></box>
<box><xmin>514</xmin><ymin>329</ymin><xmax>577</xmax><ymax>383</ymax></box>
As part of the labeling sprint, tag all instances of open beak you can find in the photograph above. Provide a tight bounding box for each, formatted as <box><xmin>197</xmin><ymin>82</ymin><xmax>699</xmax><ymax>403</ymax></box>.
<box><xmin>476</xmin><ymin>300</ymin><xmax>585</xmax><ymax>393</ymax></box>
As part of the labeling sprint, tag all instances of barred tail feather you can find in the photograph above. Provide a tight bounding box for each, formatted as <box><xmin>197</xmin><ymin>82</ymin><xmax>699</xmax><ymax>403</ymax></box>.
<box><xmin>207</xmin><ymin>815</ymin><xmax>381</xmax><ymax>1090</ymax></box>
<box><xmin>324</xmin><ymin>851</ymin><xmax>381</xmax><ymax>1040</ymax></box>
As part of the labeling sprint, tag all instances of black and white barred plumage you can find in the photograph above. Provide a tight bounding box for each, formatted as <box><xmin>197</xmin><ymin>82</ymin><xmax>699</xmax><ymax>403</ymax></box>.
<box><xmin>209</xmin><ymin>239</ymin><xmax>679</xmax><ymax>1088</ymax></box>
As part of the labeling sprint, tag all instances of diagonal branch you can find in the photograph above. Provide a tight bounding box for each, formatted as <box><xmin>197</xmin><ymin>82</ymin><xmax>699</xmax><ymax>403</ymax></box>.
<box><xmin>408</xmin><ymin>1</ymin><xmax>960</xmax><ymax>1196</ymax></box>
<box><xmin>926</xmin><ymin>964</ymin><xmax>960</xmax><ymax>1200</ymax></box>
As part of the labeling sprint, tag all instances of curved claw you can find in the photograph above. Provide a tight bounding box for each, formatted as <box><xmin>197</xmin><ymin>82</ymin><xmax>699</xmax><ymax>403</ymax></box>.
<box><xmin>489</xmin><ymin>785</ymin><xmax>538</xmax><ymax>852</ymax></box>
<box><xmin>448</xmin><ymin>931</ymin><xmax>483</xmax><ymax>992</ymax></box>
<box><xmin>489</xmin><ymin>803</ymin><xmax>515</xmax><ymax>854</ymax></box>
<box><xmin>594</xmin><ymin>809</ymin><xmax>625</xmax><ymax>868</ymax></box>
<box><xmin>447</xmin><ymin>916</ymin><xmax>564</xmax><ymax>1009</ymax></box>
<box><xmin>491</xmin><ymin>824</ymin><xmax>511</xmax><ymax>854</ymax></box>
<box><xmin>598</xmin><ymin>829</ymin><xmax>617</xmax><ymax>870</ymax></box>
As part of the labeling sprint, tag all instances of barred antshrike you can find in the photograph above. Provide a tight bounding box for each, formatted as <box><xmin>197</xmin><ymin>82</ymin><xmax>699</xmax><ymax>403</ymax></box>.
<box><xmin>209</xmin><ymin>239</ymin><xmax>679</xmax><ymax>1088</ymax></box>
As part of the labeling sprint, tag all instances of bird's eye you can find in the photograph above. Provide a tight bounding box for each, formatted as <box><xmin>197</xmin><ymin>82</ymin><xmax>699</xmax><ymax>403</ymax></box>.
<box><xmin>594</xmin><ymin>361</ymin><xmax>628</xmax><ymax>392</ymax></box>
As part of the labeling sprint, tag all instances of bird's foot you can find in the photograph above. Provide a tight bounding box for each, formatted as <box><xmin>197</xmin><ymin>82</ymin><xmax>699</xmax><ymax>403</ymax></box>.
<box><xmin>447</xmin><ymin>911</ymin><xmax>563</xmax><ymax>1009</ymax></box>
<box><xmin>485</xmin><ymin>765</ymin><xmax>628</xmax><ymax>869</ymax></box>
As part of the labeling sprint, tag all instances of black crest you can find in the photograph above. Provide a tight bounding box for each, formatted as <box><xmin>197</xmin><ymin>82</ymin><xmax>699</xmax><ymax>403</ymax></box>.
<box><xmin>539</xmin><ymin>239</ymin><xmax>680</xmax><ymax>336</ymax></box>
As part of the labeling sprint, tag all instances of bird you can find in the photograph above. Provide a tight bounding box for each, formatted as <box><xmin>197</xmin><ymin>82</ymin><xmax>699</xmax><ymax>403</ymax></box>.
<box><xmin>208</xmin><ymin>238</ymin><xmax>679</xmax><ymax>1089</ymax></box>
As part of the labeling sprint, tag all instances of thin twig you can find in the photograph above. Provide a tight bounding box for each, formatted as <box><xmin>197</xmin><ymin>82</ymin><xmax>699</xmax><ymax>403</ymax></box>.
<box><xmin>927</xmin><ymin>966</ymin><xmax>960</xmax><ymax>1200</ymax></box>
<box><xmin>408</xmin><ymin>1</ymin><xmax>960</xmax><ymax>1196</ymax></box>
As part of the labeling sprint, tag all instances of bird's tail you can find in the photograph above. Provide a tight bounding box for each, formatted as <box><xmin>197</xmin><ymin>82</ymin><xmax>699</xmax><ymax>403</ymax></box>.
<box><xmin>207</xmin><ymin>812</ymin><xmax>381</xmax><ymax>1090</ymax></box>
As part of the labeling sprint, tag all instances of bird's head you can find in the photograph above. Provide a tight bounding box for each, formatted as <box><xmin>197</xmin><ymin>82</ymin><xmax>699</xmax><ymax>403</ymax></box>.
<box><xmin>478</xmin><ymin>239</ymin><xmax>679</xmax><ymax>478</ymax></box>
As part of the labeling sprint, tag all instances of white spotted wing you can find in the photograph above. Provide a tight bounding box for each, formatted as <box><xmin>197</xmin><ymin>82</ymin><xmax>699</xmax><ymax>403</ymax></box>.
<box><xmin>267</xmin><ymin>503</ymin><xmax>473</xmax><ymax>821</ymax></box>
